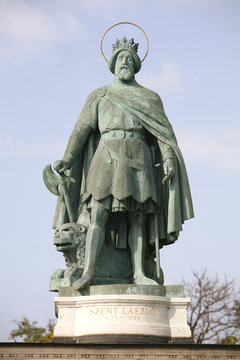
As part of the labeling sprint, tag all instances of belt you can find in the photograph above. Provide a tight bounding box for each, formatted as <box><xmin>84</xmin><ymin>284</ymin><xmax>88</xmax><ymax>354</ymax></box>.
<box><xmin>101</xmin><ymin>129</ymin><xmax>145</xmax><ymax>140</ymax></box>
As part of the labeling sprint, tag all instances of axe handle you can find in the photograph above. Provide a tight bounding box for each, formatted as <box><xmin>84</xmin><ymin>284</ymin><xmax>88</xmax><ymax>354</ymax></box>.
<box><xmin>61</xmin><ymin>182</ymin><xmax>75</xmax><ymax>223</ymax></box>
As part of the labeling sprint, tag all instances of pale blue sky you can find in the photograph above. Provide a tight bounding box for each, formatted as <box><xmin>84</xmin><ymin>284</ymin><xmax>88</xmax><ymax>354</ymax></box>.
<box><xmin>1</xmin><ymin>0</ymin><xmax>240</xmax><ymax>341</ymax></box>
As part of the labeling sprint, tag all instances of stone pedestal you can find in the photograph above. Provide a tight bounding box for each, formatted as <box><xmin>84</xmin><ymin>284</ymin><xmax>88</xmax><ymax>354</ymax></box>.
<box><xmin>0</xmin><ymin>342</ymin><xmax>240</xmax><ymax>360</ymax></box>
<box><xmin>54</xmin><ymin>285</ymin><xmax>191</xmax><ymax>343</ymax></box>
<box><xmin>1</xmin><ymin>343</ymin><xmax>240</xmax><ymax>359</ymax></box>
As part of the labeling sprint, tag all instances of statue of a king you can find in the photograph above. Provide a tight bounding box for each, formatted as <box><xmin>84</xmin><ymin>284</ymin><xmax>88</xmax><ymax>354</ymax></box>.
<box><xmin>51</xmin><ymin>36</ymin><xmax>194</xmax><ymax>291</ymax></box>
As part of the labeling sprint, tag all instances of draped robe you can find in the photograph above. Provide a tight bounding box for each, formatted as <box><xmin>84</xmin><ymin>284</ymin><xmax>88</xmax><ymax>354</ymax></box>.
<box><xmin>53</xmin><ymin>84</ymin><xmax>194</xmax><ymax>248</ymax></box>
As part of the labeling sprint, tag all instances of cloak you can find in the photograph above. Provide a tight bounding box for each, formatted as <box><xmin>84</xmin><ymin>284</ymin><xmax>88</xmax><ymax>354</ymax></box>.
<box><xmin>53</xmin><ymin>85</ymin><xmax>194</xmax><ymax>248</ymax></box>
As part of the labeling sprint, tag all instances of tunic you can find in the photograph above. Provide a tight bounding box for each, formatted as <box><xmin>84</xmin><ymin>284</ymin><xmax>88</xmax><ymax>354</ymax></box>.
<box><xmin>55</xmin><ymin>84</ymin><xmax>194</xmax><ymax>245</ymax></box>
<box><xmin>86</xmin><ymin>95</ymin><xmax>158</xmax><ymax>212</ymax></box>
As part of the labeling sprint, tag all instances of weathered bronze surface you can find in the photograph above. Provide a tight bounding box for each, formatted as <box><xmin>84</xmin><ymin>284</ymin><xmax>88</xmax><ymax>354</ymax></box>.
<box><xmin>44</xmin><ymin>35</ymin><xmax>194</xmax><ymax>294</ymax></box>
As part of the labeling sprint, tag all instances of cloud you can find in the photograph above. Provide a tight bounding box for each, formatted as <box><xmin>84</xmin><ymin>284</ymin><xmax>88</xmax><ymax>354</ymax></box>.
<box><xmin>0</xmin><ymin>138</ymin><xmax>67</xmax><ymax>159</ymax></box>
<box><xmin>138</xmin><ymin>61</ymin><xmax>193</xmax><ymax>96</ymax></box>
<box><xmin>0</xmin><ymin>0</ymin><xmax>86</xmax><ymax>61</ymax></box>
<box><xmin>177</xmin><ymin>128</ymin><xmax>240</xmax><ymax>174</ymax></box>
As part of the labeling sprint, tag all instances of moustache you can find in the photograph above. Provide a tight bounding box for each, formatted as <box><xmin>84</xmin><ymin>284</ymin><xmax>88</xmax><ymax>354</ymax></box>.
<box><xmin>120</xmin><ymin>65</ymin><xmax>130</xmax><ymax>70</ymax></box>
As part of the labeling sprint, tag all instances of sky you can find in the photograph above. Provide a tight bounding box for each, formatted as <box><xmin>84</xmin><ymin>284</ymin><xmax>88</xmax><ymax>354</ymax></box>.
<box><xmin>0</xmin><ymin>0</ymin><xmax>240</xmax><ymax>341</ymax></box>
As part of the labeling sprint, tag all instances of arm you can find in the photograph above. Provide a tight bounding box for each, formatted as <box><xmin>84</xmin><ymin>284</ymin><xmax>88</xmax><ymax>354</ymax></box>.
<box><xmin>63</xmin><ymin>122</ymin><xmax>93</xmax><ymax>165</ymax></box>
<box><xmin>54</xmin><ymin>90</ymin><xmax>99</xmax><ymax>174</ymax></box>
<box><xmin>153</xmin><ymin>92</ymin><xmax>176</xmax><ymax>184</ymax></box>
<box><xmin>157</xmin><ymin>139</ymin><xmax>175</xmax><ymax>184</ymax></box>
<box><xmin>54</xmin><ymin>123</ymin><xmax>93</xmax><ymax>174</ymax></box>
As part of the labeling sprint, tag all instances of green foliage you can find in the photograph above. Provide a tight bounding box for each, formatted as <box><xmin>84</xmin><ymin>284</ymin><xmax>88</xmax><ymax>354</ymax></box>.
<box><xmin>233</xmin><ymin>300</ymin><xmax>240</xmax><ymax>329</ymax></box>
<box><xmin>221</xmin><ymin>336</ymin><xmax>239</xmax><ymax>345</ymax></box>
<box><xmin>221</xmin><ymin>300</ymin><xmax>240</xmax><ymax>345</ymax></box>
<box><xmin>9</xmin><ymin>317</ymin><xmax>55</xmax><ymax>343</ymax></box>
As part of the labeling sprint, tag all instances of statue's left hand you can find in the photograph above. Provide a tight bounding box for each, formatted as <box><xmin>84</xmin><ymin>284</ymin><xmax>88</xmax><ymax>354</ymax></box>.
<box><xmin>162</xmin><ymin>159</ymin><xmax>175</xmax><ymax>184</ymax></box>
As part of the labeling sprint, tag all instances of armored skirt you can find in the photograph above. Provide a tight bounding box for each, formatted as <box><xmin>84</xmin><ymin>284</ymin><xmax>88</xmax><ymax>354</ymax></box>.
<box><xmin>85</xmin><ymin>135</ymin><xmax>159</xmax><ymax>213</ymax></box>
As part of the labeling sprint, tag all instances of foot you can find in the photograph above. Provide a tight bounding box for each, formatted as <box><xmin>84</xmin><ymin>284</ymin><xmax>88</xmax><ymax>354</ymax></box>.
<box><xmin>134</xmin><ymin>275</ymin><xmax>158</xmax><ymax>286</ymax></box>
<box><xmin>73</xmin><ymin>271</ymin><xmax>93</xmax><ymax>290</ymax></box>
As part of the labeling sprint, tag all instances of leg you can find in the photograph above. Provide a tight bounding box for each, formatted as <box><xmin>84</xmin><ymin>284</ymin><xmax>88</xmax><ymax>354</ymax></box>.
<box><xmin>73</xmin><ymin>203</ymin><xmax>109</xmax><ymax>290</ymax></box>
<box><xmin>128</xmin><ymin>213</ymin><xmax>158</xmax><ymax>285</ymax></box>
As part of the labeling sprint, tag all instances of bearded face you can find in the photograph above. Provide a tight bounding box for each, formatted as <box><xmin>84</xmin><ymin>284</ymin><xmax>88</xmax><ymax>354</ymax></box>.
<box><xmin>114</xmin><ymin>50</ymin><xmax>135</xmax><ymax>82</ymax></box>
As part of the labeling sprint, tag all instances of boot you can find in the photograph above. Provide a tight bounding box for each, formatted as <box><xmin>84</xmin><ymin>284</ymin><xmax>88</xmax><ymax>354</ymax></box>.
<box><xmin>129</xmin><ymin>214</ymin><xmax>158</xmax><ymax>286</ymax></box>
<box><xmin>73</xmin><ymin>223</ymin><xmax>105</xmax><ymax>290</ymax></box>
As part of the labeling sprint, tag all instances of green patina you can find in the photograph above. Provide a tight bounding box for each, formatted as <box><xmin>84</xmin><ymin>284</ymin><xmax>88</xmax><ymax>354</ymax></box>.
<box><xmin>44</xmin><ymin>38</ymin><xmax>194</xmax><ymax>295</ymax></box>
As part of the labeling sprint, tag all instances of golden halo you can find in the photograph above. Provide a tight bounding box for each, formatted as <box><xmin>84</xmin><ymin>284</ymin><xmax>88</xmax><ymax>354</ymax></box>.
<box><xmin>100</xmin><ymin>22</ymin><xmax>149</xmax><ymax>63</ymax></box>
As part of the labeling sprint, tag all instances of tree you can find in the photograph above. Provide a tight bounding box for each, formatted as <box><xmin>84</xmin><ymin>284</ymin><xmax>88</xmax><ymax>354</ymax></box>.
<box><xmin>9</xmin><ymin>317</ymin><xmax>55</xmax><ymax>343</ymax></box>
<box><xmin>221</xmin><ymin>300</ymin><xmax>240</xmax><ymax>344</ymax></box>
<box><xmin>183</xmin><ymin>270</ymin><xmax>240</xmax><ymax>344</ymax></box>
<box><xmin>233</xmin><ymin>300</ymin><xmax>240</xmax><ymax>330</ymax></box>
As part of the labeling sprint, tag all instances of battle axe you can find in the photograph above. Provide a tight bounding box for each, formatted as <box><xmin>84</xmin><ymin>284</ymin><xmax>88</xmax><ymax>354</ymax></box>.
<box><xmin>43</xmin><ymin>164</ymin><xmax>75</xmax><ymax>223</ymax></box>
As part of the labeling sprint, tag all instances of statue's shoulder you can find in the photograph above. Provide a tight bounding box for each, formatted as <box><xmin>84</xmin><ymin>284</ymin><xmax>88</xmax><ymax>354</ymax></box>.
<box><xmin>86</xmin><ymin>86</ymin><xmax>107</xmax><ymax>104</ymax></box>
<box><xmin>137</xmin><ymin>85</ymin><xmax>162</xmax><ymax>103</ymax></box>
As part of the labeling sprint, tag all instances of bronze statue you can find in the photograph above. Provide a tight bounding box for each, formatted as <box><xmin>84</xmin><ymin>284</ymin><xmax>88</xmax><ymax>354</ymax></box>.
<box><xmin>44</xmin><ymin>26</ymin><xmax>194</xmax><ymax>292</ymax></box>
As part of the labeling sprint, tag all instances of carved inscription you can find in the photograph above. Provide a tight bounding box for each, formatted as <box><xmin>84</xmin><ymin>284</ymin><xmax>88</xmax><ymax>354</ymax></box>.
<box><xmin>89</xmin><ymin>306</ymin><xmax>155</xmax><ymax>320</ymax></box>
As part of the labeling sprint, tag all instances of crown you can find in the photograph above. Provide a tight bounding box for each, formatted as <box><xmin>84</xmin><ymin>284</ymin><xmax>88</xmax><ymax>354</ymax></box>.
<box><xmin>112</xmin><ymin>37</ymin><xmax>139</xmax><ymax>53</ymax></box>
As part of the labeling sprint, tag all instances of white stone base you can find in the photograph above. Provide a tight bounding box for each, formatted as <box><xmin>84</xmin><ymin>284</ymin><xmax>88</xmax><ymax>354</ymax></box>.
<box><xmin>54</xmin><ymin>293</ymin><xmax>191</xmax><ymax>340</ymax></box>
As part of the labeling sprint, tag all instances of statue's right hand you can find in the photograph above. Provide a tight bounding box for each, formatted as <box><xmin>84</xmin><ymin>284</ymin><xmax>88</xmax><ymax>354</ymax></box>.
<box><xmin>53</xmin><ymin>160</ymin><xmax>71</xmax><ymax>175</ymax></box>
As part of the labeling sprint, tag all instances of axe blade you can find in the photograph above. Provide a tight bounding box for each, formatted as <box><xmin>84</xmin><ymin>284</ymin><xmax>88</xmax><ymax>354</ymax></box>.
<box><xmin>43</xmin><ymin>164</ymin><xmax>60</xmax><ymax>196</ymax></box>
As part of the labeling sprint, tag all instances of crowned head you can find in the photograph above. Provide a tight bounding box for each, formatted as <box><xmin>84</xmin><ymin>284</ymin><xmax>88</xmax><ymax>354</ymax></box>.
<box><xmin>108</xmin><ymin>37</ymin><xmax>141</xmax><ymax>76</ymax></box>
